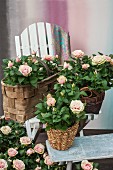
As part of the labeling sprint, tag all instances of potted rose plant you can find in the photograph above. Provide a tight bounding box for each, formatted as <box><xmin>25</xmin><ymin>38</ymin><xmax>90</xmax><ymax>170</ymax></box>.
<box><xmin>61</xmin><ymin>50</ymin><xmax>113</xmax><ymax>114</ymax></box>
<box><xmin>1</xmin><ymin>53</ymin><xmax>60</xmax><ymax>123</ymax></box>
<box><xmin>0</xmin><ymin>116</ymin><xmax>66</xmax><ymax>170</ymax></box>
<box><xmin>35</xmin><ymin>69</ymin><xmax>86</xmax><ymax>150</ymax></box>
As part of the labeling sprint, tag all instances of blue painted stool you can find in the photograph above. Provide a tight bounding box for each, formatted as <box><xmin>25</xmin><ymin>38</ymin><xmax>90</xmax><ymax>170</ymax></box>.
<box><xmin>46</xmin><ymin>133</ymin><xmax>113</xmax><ymax>170</ymax></box>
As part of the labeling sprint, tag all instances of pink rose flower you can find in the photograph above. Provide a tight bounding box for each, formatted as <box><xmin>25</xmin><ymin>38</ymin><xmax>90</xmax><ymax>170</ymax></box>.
<box><xmin>92</xmin><ymin>55</ymin><xmax>106</xmax><ymax>65</ymax></box>
<box><xmin>43</xmin><ymin>55</ymin><xmax>53</xmax><ymax>61</ymax></box>
<box><xmin>110</xmin><ymin>59</ymin><xmax>113</xmax><ymax>65</ymax></box>
<box><xmin>32</xmin><ymin>58</ymin><xmax>38</xmax><ymax>63</ymax></box>
<box><xmin>43</xmin><ymin>152</ymin><xmax>48</xmax><ymax>159</ymax></box>
<box><xmin>8</xmin><ymin>61</ymin><xmax>13</xmax><ymax>68</ymax></box>
<box><xmin>8</xmin><ymin>148</ymin><xmax>18</xmax><ymax>157</ymax></box>
<box><xmin>36</xmin><ymin>158</ymin><xmax>40</xmax><ymax>163</ymax></box>
<box><xmin>70</xmin><ymin>100</ymin><xmax>84</xmax><ymax>114</ymax></box>
<box><xmin>0</xmin><ymin>126</ymin><xmax>11</xmax><ymax>135</ymax></box>
<box><xmin>81</xmin><ymin>160</ymin><xmax>93</xmax><ymax>170</ymax></box>
<box><xmin>35</xmin><ymin>167</ymin><xmax>41</xmax><ymax>170</ymax></box>
<box><xmin>20</xmin><ymin>136</ymin><xmax>32</xmax><ymax>145</ymax></box>
<box><xmin>32</xmin><ymin>51</ymin><xmax>36</xmax><ymax>55</ymax></box>
<box><xmin>34</xmin><ymin>143</ymin><xmax>45</xmax><ymax>154</ymax></box>
<box><xmin>104</xmin><ymin>55</ymin><xmax>111</xmax><ymax>62</ymax></box>
<box><xmin>0</xmin><ymin>159</ymin><xmax>8</xmax><ymax>170</ymax></box>
<box><xmin>16</xmin><ymin>57</ymin><xmax>21</xmax><ymax>62</ymax></box>
<box><xmin>47</xmin><ymin>97</ymin><xmax>56</xmax><ymax>107</ymax></box>
<box><xmin>19</xmin><ymin>64</ymin><xmax>32</xmax><ymax>76</ymax></box>
<box><xmin>57</xmin><ymin>75</ymin><xmax>67</xmax><ymax>85</ymax></box>
<box><xmin>63</xmin><ymin>62</ymin><xmax>72</xmax><ymax>70</ymax></box>
<box><xmin>44</xmin><ymin>156</ymin><xmax>53</xmax><ymax>166</ymax></box>
<box><xmin>26</xmin><ymin>148</ymin><xmax>34</xmax><ymax>156</ymax></box>
<box><xmin>55</xmin><ymin>55</ymin><xmax>59</xmax><ymax>58</ymax></box>
<box><xmin>72</xmin><ymin>50</ymin><xmax>84</xmax><ymax>58</ymax></box>
<box><xmin>13</xmin><ymin>159</ymin><xmax>25</xmax><ymax>170</ymax></box>
<box><xmin>82</xmin><ymin>64</ymin><xmax>90</xmax><ymax>70</ymax></box>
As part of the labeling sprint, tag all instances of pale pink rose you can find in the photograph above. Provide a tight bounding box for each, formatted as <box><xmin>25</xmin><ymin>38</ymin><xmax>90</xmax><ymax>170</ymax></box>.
<box><xmin>57</xmin><ymin>75</ymin><xmax>67</xmax><ymax>84</ymax></box>
<box><xmin>82</xmin><ymin>64</ymin><xmax>90</xmax><ymax>70</ymax></box>
<box><xmin>34</xmin><ymin>144</ymin><xmax>45</xmax><ymax>154</ymax></box>
<box><xmin>16</xmin><ymin>57</ymin><xmax>21</xmax><ymax>62</ymax></box>
<box><xmin>92</xmin><ymin>55</ymin><xmax>106</xmax><ymax>65</ymax></box>
<box><xmin>0</xmin><ymin>126</ymin><xmax>11</xmax><ymax>135</ymax></box>
<box><xmin>44</xmin><ymin>156</ymin><xmax>53</xmax><ymax>166</ymax></box>
<box><xmin>35</xmin><ymin>167</ymin><xmax>41</xmax><ymax>170</ymax></box>
<box><xmin>20</xmin><ymin>136</ymin><xmax>32</xmax><ymax>145</ymax></box>
<box><xmin>47</xmin><ymin>94</ymin><xmax>52</xmax><ymax>99</ymax></box>
<box><xmin>63</xmin><ymin>62</ymin><xmax>72</xmax><ymax>70</ymax></box>
<box><xmin>43</xmin><ymin>55</ymin><xmax>53</xmax><ymax>61</ymax></box>
<box><xmin>36</xmin><ymin>158</ymin><xmax>40</xmax><ymax>163</ymax></box>
<box><xmin>13</xmin><ymin>159</ymin><xmax>25</xmax><ymax>170</ymax></box>
<box><xmin>8</xmin><ymin>148</ymin><xmax>18</xmax><ymax>157</ymax></box>
<box><xmin>70</xmin><ymin>100</ymin><xmax>84</xmax><ymax>114</ymax></box>
<box><xmin>8</xmin><ymin>61</ymin><xmax>13</xmax><ymax>68</ymax></box>
<box><xmin>110</xmin><ymin>59</ymin><xmax>113</xmax><ymax>65</ymax></box>
<box><xmin>93</xmin><ymin>169</ymin><xmax>98</xmax><ymax>170</ymax></box>
<box><xmin>47</xmin><ymin>97</ymin><xmax>56</xmax><ymax>107</ymax></box>
<box><xmin>43</xmin><ymin>152</ymin><xmax>48</xmax><ymax>159</ymax></box>
<box><xmin>26</xmin><ymin>148</ymin><xmax>34</xmax><ymax>156</ymax></box>
<box><xmin>0</xmin><ymin>159</ymin><xmax>8</xmax><ymax>170</ymax></box>
<box><xmin>19</xmin><ymin>64</ymin><xmax>32</xmax><ymax>76</ymax></box>
<box><xmin>55</xmin><ymin>55</ymin><xmax>59</xmax><ymax>58</ymax></box>
<box><xmin>72</xmin><ymin>50</ymin><xmax>84</xmax><ymax>58</ymax></box>
<box><xmin>104</xmin><ymin>55</ymin><xmax>111</xmax><ymax>62</ymax></box>
<box><xmin>81</xmin><ymin>160</ymin><xmax>93</xmax><ymax>170</ymax></box>
<box><xmin>32</xmin><ymin>51</ymin><xmax>36</xmax><ymax>55</ymax></box>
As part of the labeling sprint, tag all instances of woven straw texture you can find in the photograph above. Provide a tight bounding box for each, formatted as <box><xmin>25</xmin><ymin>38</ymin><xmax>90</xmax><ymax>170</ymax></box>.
<box><xmin>1</xmin><ymin>73</ymin><xmax>58</xmax><ymax>123</ymax></box>
<box><xmin>81</xmin><ymin>87</ymin><xmax>105</xmax><ymax>114</ymax></box>
<box><xmin>47</xmin><ymin>122</ymin><xmax>79</xmax><ymax>150</ymax></box>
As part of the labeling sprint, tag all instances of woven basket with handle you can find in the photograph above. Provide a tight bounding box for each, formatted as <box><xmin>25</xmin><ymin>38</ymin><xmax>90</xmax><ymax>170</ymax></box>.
<box><xmin>47</xmin><ymin>122</ymin><xmax>79</xmax><ymax>150</ymax></box>
<box><xmin>80</xmin><ymin>87</ymin><xmax>105</xmax><ymax>114</ymax></box>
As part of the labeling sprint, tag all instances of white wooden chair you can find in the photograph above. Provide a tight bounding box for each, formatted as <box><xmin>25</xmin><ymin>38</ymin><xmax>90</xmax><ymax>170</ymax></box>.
<box><xmin>15</xmin><ymin>22</ymin><xmax>71</xmax><ymax>63</ymax></box>
<box><xmin>15</xmin><ymin>22</ymin><xmax>71</xmax><ymax>140</ymax></box>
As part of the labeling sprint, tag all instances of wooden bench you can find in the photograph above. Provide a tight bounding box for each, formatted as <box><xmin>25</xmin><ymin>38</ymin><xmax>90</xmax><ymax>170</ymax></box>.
<box><xmin>46</xmin><ymin>133</ymin><xmax>113</xmax><ymax>170</ymax></box>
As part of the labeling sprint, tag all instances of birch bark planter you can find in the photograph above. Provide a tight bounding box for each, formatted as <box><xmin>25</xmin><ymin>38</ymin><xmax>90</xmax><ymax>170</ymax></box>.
<box><xmin>1</xmin><ymin>74</ymin><xmax>58</xmax><ymax>123</ymax></box>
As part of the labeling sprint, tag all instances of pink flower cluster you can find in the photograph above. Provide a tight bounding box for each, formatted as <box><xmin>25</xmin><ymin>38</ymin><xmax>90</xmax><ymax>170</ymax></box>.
<box><xmin>46</xmin><ymin>94</ymin><xmax>56</xmax><ymax>107</ymax></box>
<box><xmin>20</xmin><ymin>136</ymin><xmax>32</xmax><ymax>145</ymax></box>
<box><xmin>19</xmin><ymin>64</ymin><xmax>32</xmax><ymax>77</ymax></box>
<box><xmin>57</xmin><ymin>75</ymin><xmax>67</xmax><ymax>85</ymax></box>
<box><xmin>72</xmin><ymin>50</ymin><xmax>84</xmax><ymax>58</ymax></box>
<box><xmin>70</xmin><ymin>100</ymin><xmax>84</xmax><ymax>114</ymax></box>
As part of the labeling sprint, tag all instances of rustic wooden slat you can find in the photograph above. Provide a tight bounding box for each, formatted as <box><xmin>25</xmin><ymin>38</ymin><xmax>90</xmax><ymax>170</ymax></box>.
<box><xmin>15</xmin><ymin>36</ymin><xmax>22</xmax><ymax>57</ymax></box>
<box><xmin>28</xmin><ymin>23</ymin><xmax>40</xmax><ymax>56</ymax></box>
<box><xmin>37</xmin><ymin>22</ymin><xmax>48</xmax><ymax>58</ymax></box>
<box><xmin>21</xmin><ymin>28</ymin><xmax>30</xmax><ymax>55</ymax></box>
<box><xmin>46</xmin><ymin>23</ymin><xmax>55</xmax><ymax>56</ymax></box>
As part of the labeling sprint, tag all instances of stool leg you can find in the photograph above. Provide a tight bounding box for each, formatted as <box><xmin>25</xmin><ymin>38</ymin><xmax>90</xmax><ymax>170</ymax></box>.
<box><xmin>66</xmin><ymin>161</ymin><xmax>72</xmax><ymax>170</ymax></box>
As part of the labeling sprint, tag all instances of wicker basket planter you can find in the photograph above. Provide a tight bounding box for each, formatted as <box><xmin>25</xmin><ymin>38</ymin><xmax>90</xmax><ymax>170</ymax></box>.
<box><xmin>80</xmin><ymin>87</ymin><xmax>105</xmax><ymax>114</ymax></box>
<box><xmin>1</xmin><ymin>73</ymin><xmax>58</xmax><ymax>123</ymax></box>
<box><xmin>47</xmin><ymin>122</ymin><xmax>79</xmax><ymax>150</ymax></box>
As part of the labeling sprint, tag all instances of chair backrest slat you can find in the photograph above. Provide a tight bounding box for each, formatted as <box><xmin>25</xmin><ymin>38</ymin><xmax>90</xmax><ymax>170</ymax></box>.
<box><xmin>29</xmin><ymin>23</ymin><xmax>40</xmax><ymax>56</ymax></box>
<box><xmin>37</xmin><ymin>22</ymin><xmax>48</xmax><ymax>58</ymax></box>
<box><xmin>15</xmin><ymin>36</ymin><xmax>22</xmax><ymax>57</ymax></box>
<box><xmin>46</xmin><ymin>23</ymin><xmax>55</xmax><ymax>56</ymax></box>
<box><xmin>21</xmin><ymin>28</ymin><xmax>30</xmax><ymax>55</ymax></box>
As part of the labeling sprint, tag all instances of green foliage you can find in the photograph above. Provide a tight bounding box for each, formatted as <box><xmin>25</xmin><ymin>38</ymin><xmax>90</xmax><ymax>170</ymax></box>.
<box><xmin>0</xmin><ymin>117</ymin><xmax>66</xmax><ymax>170</ymax></box>
<box><xmin>0</xmin><ymin>117</ymin><xmax>26</xmax><ymax>153</ymax></box>
<box><xmin>2</xmin><ymin>54</ymin><xmax>60</xmax><ymax>87</ymax></box>
<box><xmin>70</xmin><ymin>52</ymin><xmax>113</xmax><ymax>92</ymax></box>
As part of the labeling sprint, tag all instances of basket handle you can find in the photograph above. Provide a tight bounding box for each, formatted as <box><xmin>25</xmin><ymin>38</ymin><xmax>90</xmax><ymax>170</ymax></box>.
<box><xmin>37</xmin><ymin>57</ymin><xmax>53</xmax><ymax>76</ymax></box>
<box><xmin>80</xmin><ymin>87</ymin><xmax>92</xmax><ymax>98</ymax></box>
